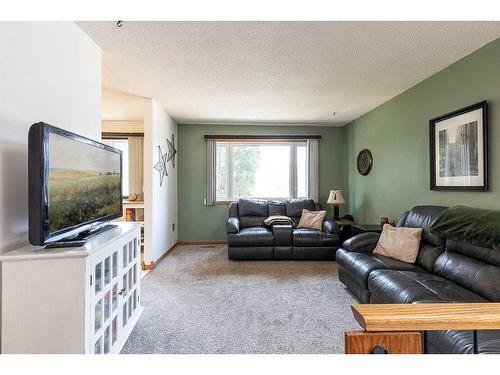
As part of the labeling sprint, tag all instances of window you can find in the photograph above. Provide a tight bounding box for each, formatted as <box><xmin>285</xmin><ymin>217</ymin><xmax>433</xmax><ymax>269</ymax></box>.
<box><xmin>216</xmin><ymin>142</ymin><xmax>308</xmax><ymax>201</ymax></box>
<box><xmin>103</xmin><ymin>139</ymin><xmax>129</xmax><ymax>196</ymax></box>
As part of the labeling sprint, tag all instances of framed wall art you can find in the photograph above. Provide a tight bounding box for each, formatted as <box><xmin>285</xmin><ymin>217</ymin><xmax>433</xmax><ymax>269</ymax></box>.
<box><xmin>429</xmin><ymin>101</ymin><xmax>488</xmax><ymax>191</ymax></box>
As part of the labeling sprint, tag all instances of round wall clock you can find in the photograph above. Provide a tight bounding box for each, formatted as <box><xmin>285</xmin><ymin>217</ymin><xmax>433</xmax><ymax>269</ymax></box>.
<box><xmin>357</xmin><ymin>149</ymin><xmax>373</xmax><ymax>176</ymax></box>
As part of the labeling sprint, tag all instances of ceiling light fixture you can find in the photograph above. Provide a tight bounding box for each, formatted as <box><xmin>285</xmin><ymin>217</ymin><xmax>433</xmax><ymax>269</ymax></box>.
<box><xmin>117</xmin><ymin>21</ymin><xmax>123</xmax><ymax>28</ymax></box>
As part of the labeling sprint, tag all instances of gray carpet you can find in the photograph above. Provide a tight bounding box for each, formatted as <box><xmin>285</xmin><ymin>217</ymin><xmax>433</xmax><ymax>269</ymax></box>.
<box><xmin>121</xmin><ymin>245</ymin><xmax>361</xmax><ymax>354</ymax></box>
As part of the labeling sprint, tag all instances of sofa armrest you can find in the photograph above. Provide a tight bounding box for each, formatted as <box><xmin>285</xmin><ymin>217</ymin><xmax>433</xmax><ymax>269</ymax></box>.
<box><xmin>322</xmin><ymin>219</ymin><xmax>340</xmax><ymax>234</ymax></box>
<box><xmin>226</xmin><ymin>217</ymin><xmax>240</xmax><ymax>234</ymax></box>
<box><xmin>342</xmin><ymin>232</ymin><xmax>380</xmax><ymax>253</ymax></box>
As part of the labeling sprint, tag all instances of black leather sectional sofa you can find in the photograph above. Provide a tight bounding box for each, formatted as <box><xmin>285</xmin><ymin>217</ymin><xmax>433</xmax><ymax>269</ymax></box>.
<box><xmin>336</xmin><ymin>205</ymin><xmax>500</xmax><ymax>354</ymax></box>
<box><xmin>226</xmin><ymin>198</ymin><xmax>340</xmax><ymax>260</ymax></box>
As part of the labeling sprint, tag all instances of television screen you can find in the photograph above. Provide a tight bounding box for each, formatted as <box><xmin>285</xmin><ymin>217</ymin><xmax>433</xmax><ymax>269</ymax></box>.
<box><xmin>48</xmin><ymin>132</ymin><xmax>122</xmax><ymax>233</ymax></box>
<box><xmin>29</xmin><ymin>123</ymin><xmax>123</xmax><ymax>245</ymax></box>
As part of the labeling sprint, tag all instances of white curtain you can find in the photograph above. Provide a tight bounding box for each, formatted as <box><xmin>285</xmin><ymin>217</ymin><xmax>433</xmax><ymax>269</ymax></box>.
<box><xmin>128</xmin><ymin>137</ymin><xmax>144</xmax><ymax>198</ymax></box>
<box><xmin>307</xmin><ymin>139</ymin><xmax>319</xmax><ymax>202</ymax></box>
<box><xmin>206</xmin><ymin>139</ymin><xmax>217</xmax><ymax>205</ymax></box>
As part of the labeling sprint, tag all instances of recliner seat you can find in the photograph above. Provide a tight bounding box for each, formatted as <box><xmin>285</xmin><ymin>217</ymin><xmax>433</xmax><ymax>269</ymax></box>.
<box><xmin>367</xmin><ymin>269</ymin><xmax>486</xmax><ymax>304</ymax></box>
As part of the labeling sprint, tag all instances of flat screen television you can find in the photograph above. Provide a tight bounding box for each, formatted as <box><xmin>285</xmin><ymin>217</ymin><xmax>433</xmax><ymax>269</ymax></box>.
<box><xmin>29</xmin><ymin>122</ymin><xmax>123</xmax><ymax>246</ymax></box>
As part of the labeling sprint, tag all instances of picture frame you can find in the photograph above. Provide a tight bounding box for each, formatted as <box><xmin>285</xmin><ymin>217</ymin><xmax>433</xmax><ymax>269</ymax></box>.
<box><xmin>429</xmin><ymin>101</ymin><xmax>488</xmax><ymax>191</ymax></box>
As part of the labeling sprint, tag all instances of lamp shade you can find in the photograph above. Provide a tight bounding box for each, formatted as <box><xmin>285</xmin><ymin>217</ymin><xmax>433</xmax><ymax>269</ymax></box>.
<box><xmin>327</xmin><ymin>190</ymin><xmax>345</xmax><ymax>204</ymax></box>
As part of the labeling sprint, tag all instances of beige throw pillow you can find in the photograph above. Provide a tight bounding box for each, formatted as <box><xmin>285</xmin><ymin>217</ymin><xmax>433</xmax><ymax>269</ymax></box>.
<box><xmin>373</xmin><ymin>224</ymin><xmax>423</xmax><ymax>263</ymax></box>
<box><xmin>297</xmin><ymin>209</ymin><xmax>326</xmax><ymax>231</ymax></box>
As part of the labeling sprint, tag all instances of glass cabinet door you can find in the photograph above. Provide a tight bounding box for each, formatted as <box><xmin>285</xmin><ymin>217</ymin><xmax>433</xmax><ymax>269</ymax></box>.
<box><xmin>95</xmin><ymin>298</ymin><xmax>103</xmax><ymax>333</ymax></box>
<box><xmin>92</xmin><ymin>251</ymin><xmax>122</xmax><ymax>354</ymax></box>
<box><xmin>91</xmin><ymin>233</ymin><xmax>141</xmax><ymax>354</ymax></box>
<box><xmin>112</xmin><ymin>251</ymin><xmax>118</xmax><ymax>278</ymax></box>
<box><xmin>94</xmin><ymin>336</ymin><xmax>102</xmax><ymax>354</ymax></box>
<box><xmin>95</xmin><ymin>262</ymin><xmax>102</xmax><ymax>294</ymax></box>
<box><xmin>123</xmin><ymin>244</ymin><xmax>128</xmax><ymax>267</ymax></box>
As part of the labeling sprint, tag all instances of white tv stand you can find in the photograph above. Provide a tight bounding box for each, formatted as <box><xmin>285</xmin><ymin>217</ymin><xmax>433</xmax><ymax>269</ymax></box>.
<box><xmin>0</xmin><ymin>222</ymin><xmax>143</xmax><ymax>354</ymax></box>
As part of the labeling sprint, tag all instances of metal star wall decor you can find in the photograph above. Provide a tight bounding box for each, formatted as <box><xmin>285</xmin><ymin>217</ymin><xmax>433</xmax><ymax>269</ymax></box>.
<box><xmin>154</xmin><ymin>145</ymin><xmax>168</xmax><ymax>186</ymax></box>
<box><xmin>166</xmin><ymin>134</ymin><xmax>177</xmax><ymax>168</ymax></box>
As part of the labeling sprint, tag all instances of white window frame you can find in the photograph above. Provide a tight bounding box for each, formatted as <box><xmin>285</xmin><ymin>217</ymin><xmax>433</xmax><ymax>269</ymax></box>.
<box><xmin>102</xmin><ymin>138</ymin><xmax>129</xmax><ymax>196</ymax></box>
<box><xmin>215</xmin><ymin>141</ymin><xmax>309</xmax><ymax>201</ymax></box>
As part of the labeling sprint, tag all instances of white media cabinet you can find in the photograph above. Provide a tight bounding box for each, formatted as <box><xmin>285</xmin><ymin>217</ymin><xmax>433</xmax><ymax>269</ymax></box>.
<box><xmin>0</xmin><ymin>222</ymin><xmax>143</xmax><ymax>354</ymax></box>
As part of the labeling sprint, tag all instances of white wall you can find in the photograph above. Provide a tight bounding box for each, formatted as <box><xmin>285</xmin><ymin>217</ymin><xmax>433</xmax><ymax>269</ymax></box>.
<box><xmin>0</xmin><ymin>22</ymin><xmax>102</xmax><ymax>253</ymax></box>
<box><xmin>143</xmin><ymin>99</ymin><xmax>178</xmax><ymax>264</ymax></box>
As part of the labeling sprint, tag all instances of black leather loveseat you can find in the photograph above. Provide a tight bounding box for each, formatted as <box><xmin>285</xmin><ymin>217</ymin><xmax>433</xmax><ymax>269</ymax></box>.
<box><xmin>226</xmin><ymin>198</ymin><xmax>340</xmax><ymax>260</ymax></box>
<box><xmin>336</xmin><ymin>205</ymin><xmax>500</xmax><ymax>354</ymax></box>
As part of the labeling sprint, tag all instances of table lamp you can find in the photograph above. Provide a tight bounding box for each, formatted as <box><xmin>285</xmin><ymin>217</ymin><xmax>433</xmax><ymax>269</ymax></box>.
<box><xmin>327</xmin><ymin>190</ymin><xmax>345</xmax><ymax>220</ymax></box>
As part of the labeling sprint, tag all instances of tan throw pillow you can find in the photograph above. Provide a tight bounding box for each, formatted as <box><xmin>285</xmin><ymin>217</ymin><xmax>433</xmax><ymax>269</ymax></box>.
<box><xmin>373</xmin><ymin>224</ymin><xmax>423</xmax><ymax>263</ymax></box>
<box><xmin>297</xmin><ymin>209</ymin><xmax>326</xmax><ymax>231</ymax></box>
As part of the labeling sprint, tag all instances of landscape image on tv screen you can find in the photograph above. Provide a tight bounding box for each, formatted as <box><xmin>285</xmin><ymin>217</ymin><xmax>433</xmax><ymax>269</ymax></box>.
<box><xmin>48</xmin><ymin>133</ymin><xmax>121</xmax><ymax>233</ymax></box>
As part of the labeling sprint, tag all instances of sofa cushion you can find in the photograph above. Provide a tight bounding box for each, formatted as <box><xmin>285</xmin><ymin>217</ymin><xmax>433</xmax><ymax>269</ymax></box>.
<box><xmin>368</xmin><ymin>270</ymin><xmax>486</xmax><ymax>304</ymax></box>
<box><xmin>427</xmin><ymin>330</ymin><xmax>500</xmax><ymax>354</ymax></box>
<box><xmin>268</xmin><ymin>201</ymin><xmax>286</xmax><ymax>216</ymax></box>
<box><xmin>398</xmin><ymin>205</ymin><xmax>447</xmax><ymax>247</ymax></box>
<box><xmin>240</xmin><ymin>216</ymin><xmax>267</xmax><ymax>229</ymax></box>
<box><xmin>237</xmin><ymin>199</ymin><xmax>269</xmax><ymax>229</ymax></box>
<box><xmin>284</xmin><ymin>199</ymin><xmax>316</xmax><ymax>217</ymax></box>
<box><xmin>293</xmin><ymin>228</ymin><xmax>338</xmax><ymax>247</ymax></box>
<box><xmin>446</xmin><ymin>239</ymin><xmax>500</xmax><ymax>267</ymax></box>
<box><xmin>433</xmin><ymin>250</ymin><xmax>500</xmax><ymax>302</ymax></box>
<box><xmin>415</xmin><ymin>244</ymin><xmax>444</xmax><ymax>273</ymax></box>
<box><xmin>227</xmin><ymin>227</ymin><xmax>274</xmax><ymax>247</ymax></box>
<box><xmin>238</xmin><ymin>199</ymin><xmax>268</xmax><ymax>217</ymax></box>
<box><xmin>336</xmin><ymin>249</ymin><xmax>424</xmax><ymax>290</ymax></box>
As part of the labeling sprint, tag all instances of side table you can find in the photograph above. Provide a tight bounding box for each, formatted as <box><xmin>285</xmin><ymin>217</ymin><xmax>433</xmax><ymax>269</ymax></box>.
<box><xmin>351</xmin><ymin>224</ymin><xmax>383</xmax><ymax>236</ymax></box>
<box><xmin>336</xmin><ymin>222</ymin><xmax>383</xmax><ymax>244</ymax></box>
<box><xmin>335</xmin><ymin>219</ymin><xmax>355</xmax><ymax>244</ymax></box>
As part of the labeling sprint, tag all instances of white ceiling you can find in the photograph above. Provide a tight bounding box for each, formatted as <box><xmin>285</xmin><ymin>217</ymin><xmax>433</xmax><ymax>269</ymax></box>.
<box><xmin>79</xmin><ymin>21</ymin><xmax>500</xmax><ymax>126</ymax></box>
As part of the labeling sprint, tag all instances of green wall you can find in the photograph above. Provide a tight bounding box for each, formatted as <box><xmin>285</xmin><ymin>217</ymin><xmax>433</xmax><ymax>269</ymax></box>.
<box><xmin>178</xmin><ymin>124</ymin><xmax>347</xmax><ymax>240</ymax></box>
<box><xmin>345</xmin><ymin>37</ymin><xmax>500</xmax><ymax>224</ymax></box>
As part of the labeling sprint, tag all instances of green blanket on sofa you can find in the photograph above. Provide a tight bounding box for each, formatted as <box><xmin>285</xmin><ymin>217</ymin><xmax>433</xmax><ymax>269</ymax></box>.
<box><xmin>429</xmin><ymin>205</ymin><xmax>500</xmax><ymax>250</ymax></box>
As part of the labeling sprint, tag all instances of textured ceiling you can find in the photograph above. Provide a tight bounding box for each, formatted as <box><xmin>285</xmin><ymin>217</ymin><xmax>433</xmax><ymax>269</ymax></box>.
<box><xmin>79</xmin><ymin>21</ymin><xmax>500</xmax><ymax>126</ymax></box>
